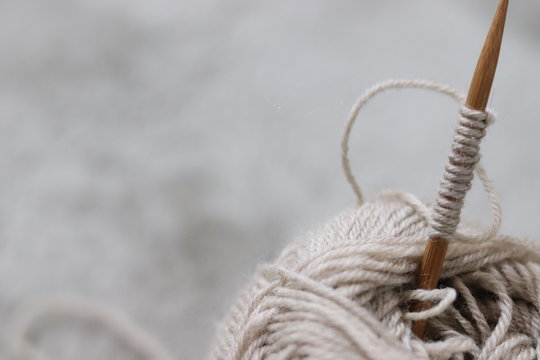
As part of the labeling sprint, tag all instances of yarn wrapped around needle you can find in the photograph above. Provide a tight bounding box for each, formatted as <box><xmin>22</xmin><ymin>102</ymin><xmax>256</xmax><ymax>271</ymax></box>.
<box><xmin>209</xmin><ymin>80</ymin><xmax>540</xmax><ymax>360</ymax></box>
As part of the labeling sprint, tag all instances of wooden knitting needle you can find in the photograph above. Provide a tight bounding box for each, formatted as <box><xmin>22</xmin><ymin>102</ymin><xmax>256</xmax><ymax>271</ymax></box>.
<box><xmin>411</xmin><ymin>0</ymin><xmax>509</xmax><ymax>338</ymax></box>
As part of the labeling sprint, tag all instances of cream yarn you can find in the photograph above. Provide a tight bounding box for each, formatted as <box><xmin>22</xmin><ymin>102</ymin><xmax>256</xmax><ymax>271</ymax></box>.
<box><xmin>209</xmin><ymin>80</ymin><xmax>540</xmax><ymax>359</ymax></box>
<box><xmin>209</xmin><ymin>192</ymin><xmax>540</xmax><ymax>359</ymax></box>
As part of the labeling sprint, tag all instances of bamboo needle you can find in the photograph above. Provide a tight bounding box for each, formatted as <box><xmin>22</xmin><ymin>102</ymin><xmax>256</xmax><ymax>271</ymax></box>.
<box><xmin>412</xmin><ymin>0</ymin><xmax>509</xmax><ymax>338</ymax></box>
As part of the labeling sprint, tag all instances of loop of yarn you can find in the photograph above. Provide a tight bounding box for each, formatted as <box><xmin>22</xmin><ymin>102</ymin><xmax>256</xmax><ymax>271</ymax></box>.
<box><xmin>341</xmin><ymin>79</ymin><xmax>466</xmax><ymax>206</ymax></box>
<box><xmin>402</xmin><ymin>288</ymin><xmax>457</xmax><ymax>321</ymax></box>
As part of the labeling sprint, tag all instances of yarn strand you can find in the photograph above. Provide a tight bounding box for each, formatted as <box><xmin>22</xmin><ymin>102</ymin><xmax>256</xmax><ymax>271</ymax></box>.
<box><xmin>341</xmin><ymin>79</ymin><xmax>465</xmax><ymax>206</ymax></box>
<box><xmin>8</xmin><ymin>296</ymin><xmax>175</xmax><ymax>360</ymax></box>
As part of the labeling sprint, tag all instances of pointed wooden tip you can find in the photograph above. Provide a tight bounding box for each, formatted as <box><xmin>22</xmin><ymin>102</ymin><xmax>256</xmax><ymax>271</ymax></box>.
<box><xmin>466</xmin><ymin>0</ymin><xmax>509</xmax><ymax>110</ymax></box>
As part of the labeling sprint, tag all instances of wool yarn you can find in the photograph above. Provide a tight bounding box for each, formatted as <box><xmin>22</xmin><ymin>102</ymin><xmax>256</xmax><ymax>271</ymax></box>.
<box><xmin>210</xmin><ymin>192</ymin><xmax>540</xmax><ymax>359</ymax></box>
<box><xmin>209</xmin><ymin>80</ymin><xmax>540</xmax><ymax>359</ymax></box>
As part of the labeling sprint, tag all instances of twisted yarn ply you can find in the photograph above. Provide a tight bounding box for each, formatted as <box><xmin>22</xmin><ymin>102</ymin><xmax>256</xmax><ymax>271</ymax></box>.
<box><xmin>209</xmin><ymin>80</ymin><xmax>540</xmax><ymax>359</ymax></box>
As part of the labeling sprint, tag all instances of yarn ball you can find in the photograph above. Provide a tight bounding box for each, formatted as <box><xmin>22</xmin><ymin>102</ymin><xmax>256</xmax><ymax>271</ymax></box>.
<box><xmin>209</xmin><ymin>191</ymin><xmax>540</xmax><ymax>360</ymax></box>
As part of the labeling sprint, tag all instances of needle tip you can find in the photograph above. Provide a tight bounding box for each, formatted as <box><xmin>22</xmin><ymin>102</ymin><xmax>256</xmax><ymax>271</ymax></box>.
<box><xmin>466</xmin><ymin>0</ymin><xmax>509</xmax><ymax>110</ymax></box>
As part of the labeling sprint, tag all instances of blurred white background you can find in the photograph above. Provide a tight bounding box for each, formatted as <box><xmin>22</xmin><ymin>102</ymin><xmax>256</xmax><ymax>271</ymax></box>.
<box><xmin>0</xmin><ymin>1</ymin><xmax>539</xmax><ymax>359</ymax></box>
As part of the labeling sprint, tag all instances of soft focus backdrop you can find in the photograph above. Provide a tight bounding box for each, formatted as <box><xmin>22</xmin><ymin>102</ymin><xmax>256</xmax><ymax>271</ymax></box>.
<box><xmin>0</xmin><ymin>1</ymin><xmax>539</xmax><ymax>359</ymax></box>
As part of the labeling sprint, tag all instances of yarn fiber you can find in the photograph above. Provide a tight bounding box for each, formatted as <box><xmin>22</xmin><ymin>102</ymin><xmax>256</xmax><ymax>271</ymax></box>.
<box><xmin>209</xmin><ymin>80</ymin><xmax>540</xmax><ymax>359</ymax></box>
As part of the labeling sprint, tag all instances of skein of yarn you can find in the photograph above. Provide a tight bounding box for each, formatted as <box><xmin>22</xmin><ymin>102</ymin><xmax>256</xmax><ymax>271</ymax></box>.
<box><xmin>209</xmin><ymin>80</ymin><xmax>540</xmax><ymax>360</ymax></box>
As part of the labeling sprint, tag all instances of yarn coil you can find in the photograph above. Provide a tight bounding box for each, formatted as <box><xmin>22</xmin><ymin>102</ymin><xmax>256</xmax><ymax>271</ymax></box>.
<box><xmin>209</xmin><ymin>80</ymin><xmax>540</xmax><ymax>360</ymax></box>
<box><xmin>431</xmin><ymin>106</ymin><xmax>494</xmax><ymax>240</ymax></box>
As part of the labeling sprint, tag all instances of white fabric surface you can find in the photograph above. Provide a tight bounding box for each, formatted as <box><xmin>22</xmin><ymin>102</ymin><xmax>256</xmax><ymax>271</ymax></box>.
<box><xmin>0</xmin><ymin>1</ymin><xmax>539</xmax><ymax>359</ymax></box>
